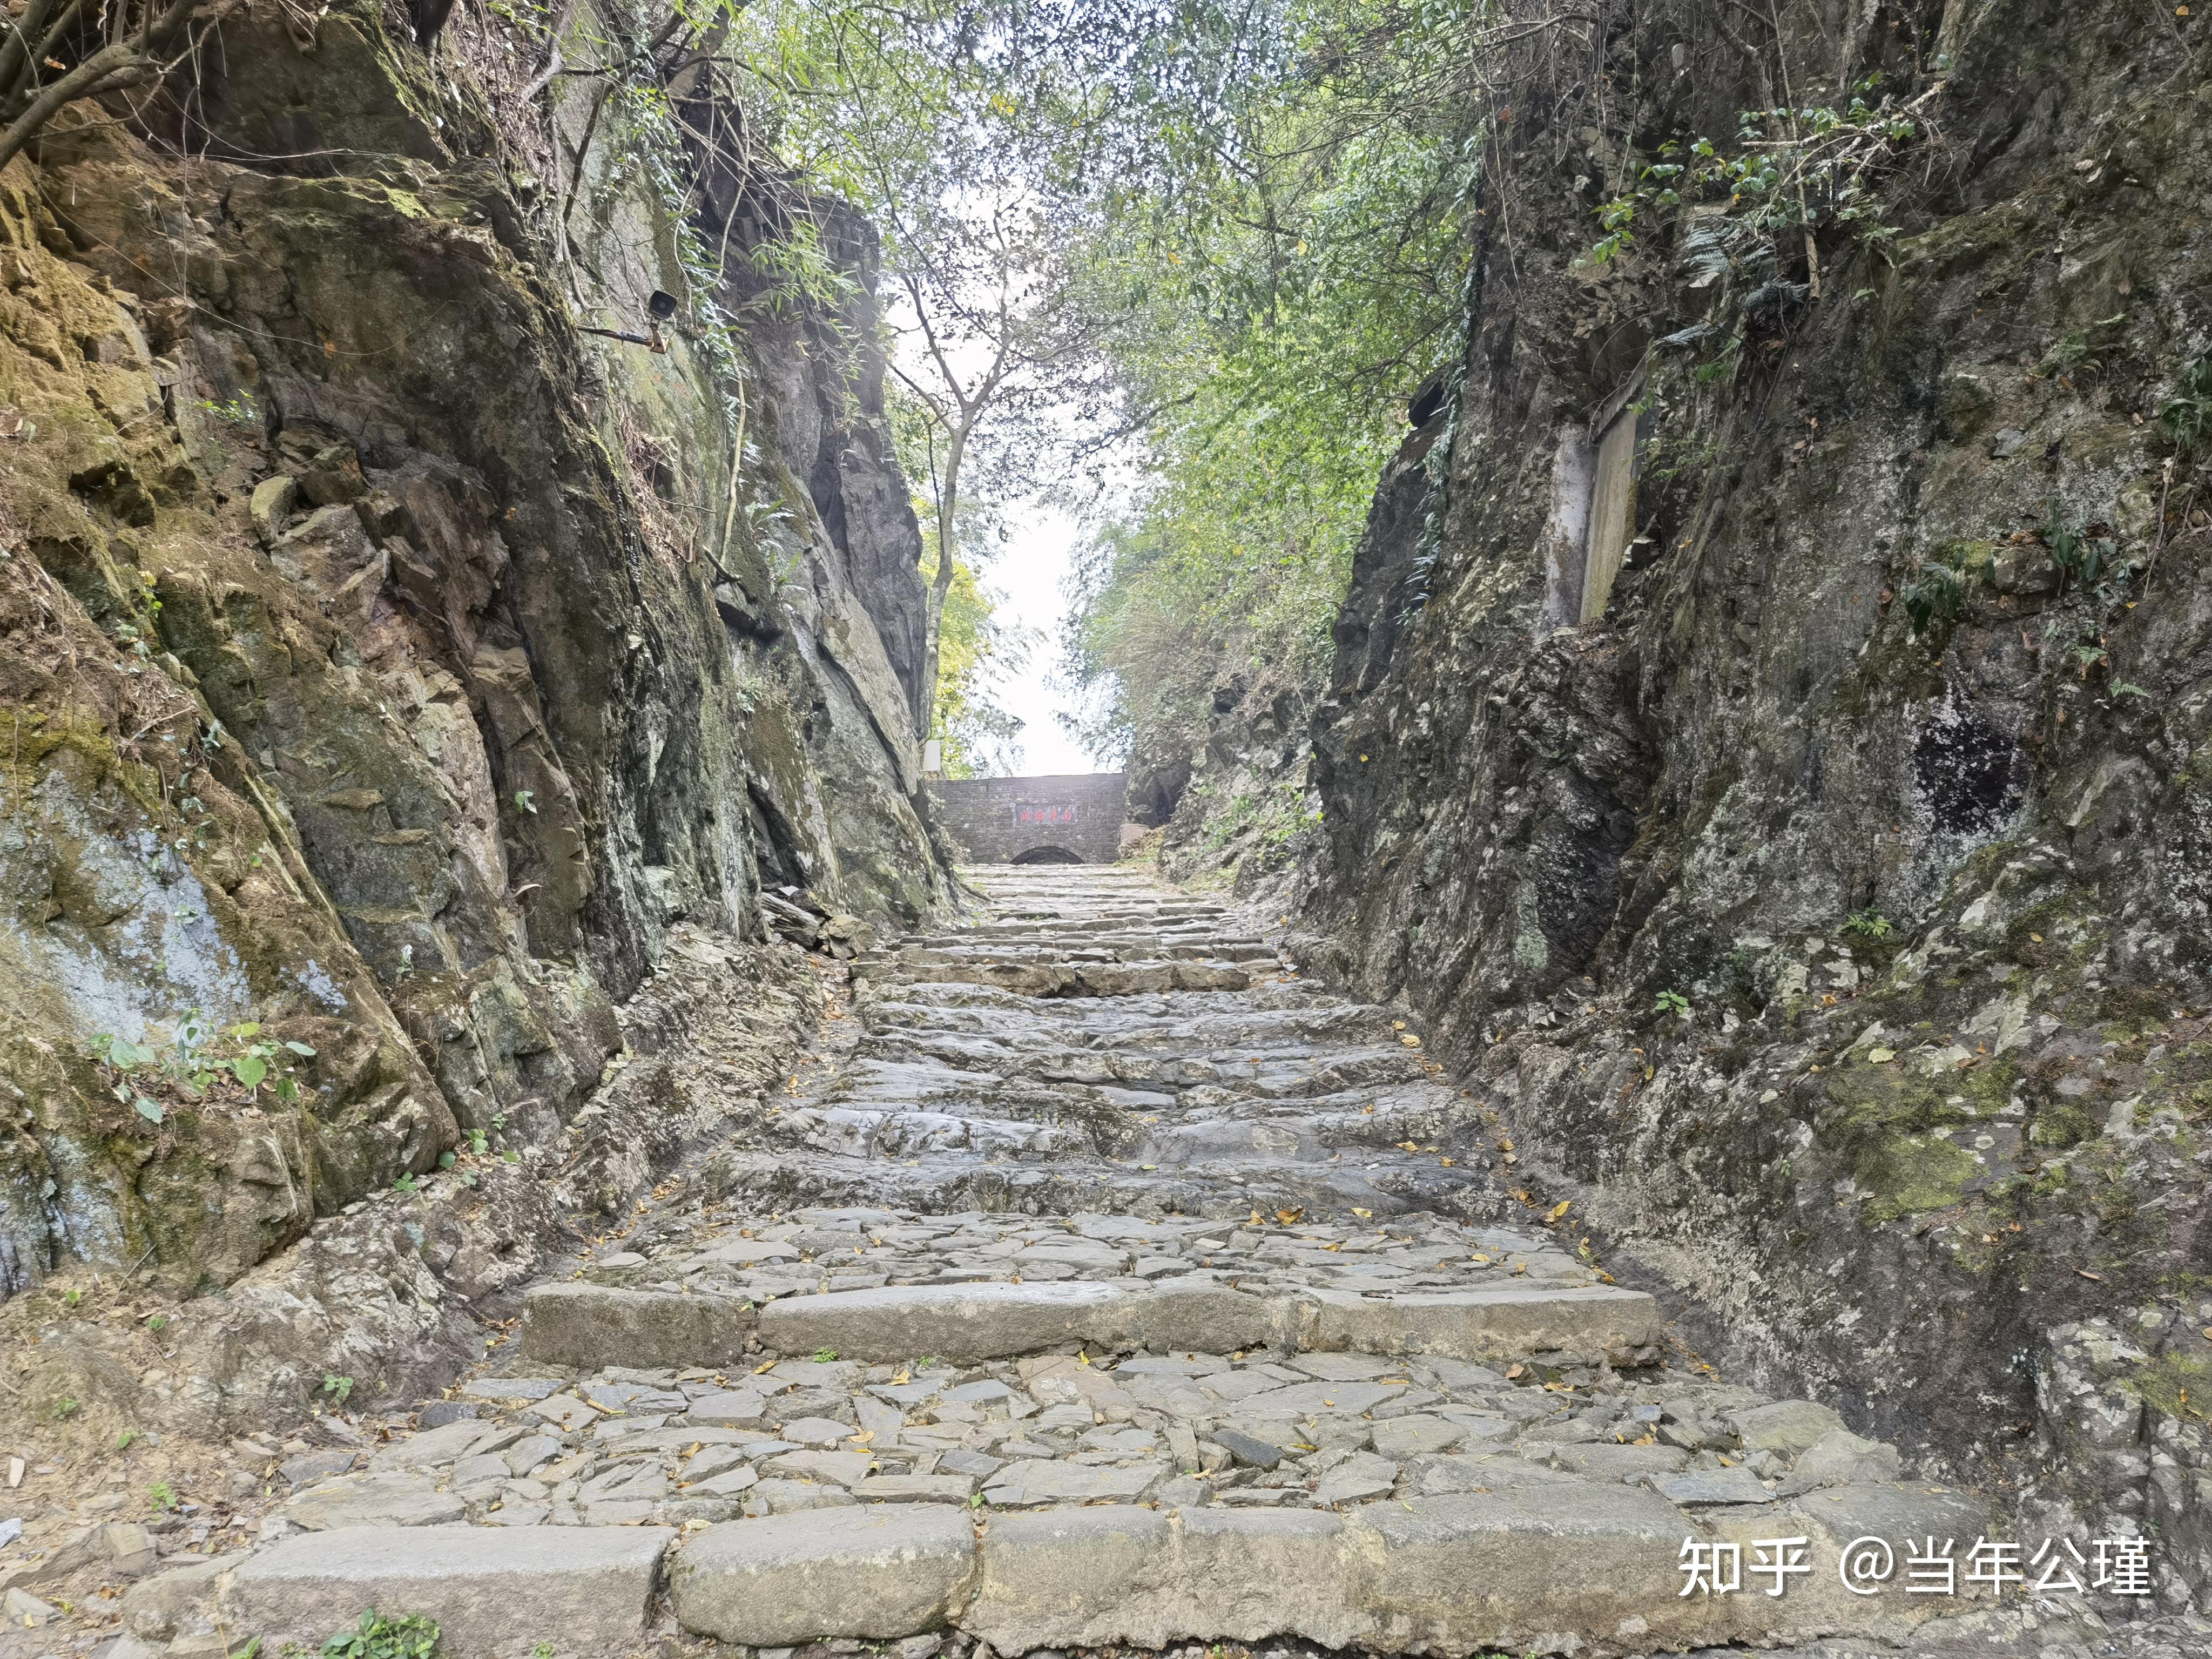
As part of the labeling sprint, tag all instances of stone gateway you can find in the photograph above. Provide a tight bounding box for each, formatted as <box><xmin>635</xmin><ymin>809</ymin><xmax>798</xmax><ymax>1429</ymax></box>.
<box><xmin>928</xmin><ymin>772</ymin><xmax>1132</xmax><ymax>864</ymax></box>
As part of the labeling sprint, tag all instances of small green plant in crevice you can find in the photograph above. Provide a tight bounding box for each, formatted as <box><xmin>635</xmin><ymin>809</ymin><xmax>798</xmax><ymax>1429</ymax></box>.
<box><xmin>1654</xmin><ymin>989</ymin><xmax>1691</xmax><ymax>1019</ymax></box>
<box><xmin>323</xmin><ymin>1373</ymin><xmax>355</xmax><ymax>1406</ymax></box>
<box><xmin>146</xmin><ymin>1480</ymin><xmax>177</xmax><ymax>1512</ymax></box>
<box><xmin>319</xmin><ymin>1609</ymin><xmax>441</xmax><ymax>1659</ymax></box>
<box><xmin>2040</xmin><ymin>501</ymin><xmax>2117</xmax><ymax>595</ymax></box>
<box><xmin>1900</xmin><ymin>558</ymin><xmax>1968</xmax><ymax>639</ymax></box>
<box><xmin>1843</xmin><ymin>909</ymin><xmax>1893</xmax><ymax>940</ymax></box>
<box><xmin>51</xmin><ymin>1395</ymin><xmax>78</xmax><ymax>1420</ymax></box>
<box><xmin>88</xmin><ymin>1015</ymin><xmax>317</xmax><ymax>1124</ymax></box>
<box><xmin>2159</xmin><ymin>355</ymin><xmax>2212</xmax><ymax>456</ymax></box>
<box><xmin>811</xmin><ymin>1347</ymin><xmax>840</xmax><ymax>1364</ymax></box>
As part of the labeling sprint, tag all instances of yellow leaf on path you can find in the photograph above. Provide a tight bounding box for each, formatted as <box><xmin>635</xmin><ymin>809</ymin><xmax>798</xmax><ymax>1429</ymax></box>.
<box><xmin>753</xmin><ymin>1360</ymin><xmax>777</xmax><ymax>1373</ymax></box>
<box><xmin>1548</xmin><ymin>1200</ymin><xmax>1572</xmax><ymax>1220</ymax></box>
<box><xmin>1351</xmin><ymin>1208</ymin><xmax>1372</xmax><ymax>1218</ymax></box>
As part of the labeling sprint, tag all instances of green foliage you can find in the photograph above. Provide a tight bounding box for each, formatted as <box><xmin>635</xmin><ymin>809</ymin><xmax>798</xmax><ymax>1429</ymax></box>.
<box><xmin>146</xmin><ymin>1481</ymin><xmax>177</xmax><ymax>1512</ymax></box>
<box><xmin>811</xmin><ymin>1347</ymin><xmax>840</xmax><ymax>1363</ymax></box>
<box><xmin>1843</xmin><ymin>909</ymin><xmax>1893</xmax><ymax>940</ymax></box>
<box><xmin>2040</xmin><ymin>502</ymin><xmax>2115</xmax><ymax>594</ymax></box>
<box><xmin>1654</xmin><ymin>989</ymin><xmax>1690</xmax><ymax>1018</ymax></box>
<box><xmin>320</xmin><ymin>1610</ymin><xmax>441</xmax><ymax>1659</ymax></box>
<box><xmin>2158</xmin><ymin>355</ymin><xmax>2212</xmax><ymax>455</ymax></box>
<box><xmin>1595</xmin><ymin>84</ymin><xmax>1917</xmax><ymax>312</ymax></box>
<box><xmin>51</xmin><ymin>1395</ymin><xmax>78</xmax><ymax>1420</ymax></box>
<box><xmin>1899</xmin><ymin>565</ymin><xmax>1959</xmax><ymax>638</ymax></box>
<box><xmin>908</xmin><ymin>495</ymin><xmax>1029</xmax><ymax>777</ymax></box>
<box><xmin>88</xmin><ymin>1016</ymin><xmax>314</xmax><ymax>1120</ymax></box>
<box><xmin>324</xmin><ymin>1374</ymin><xmax>356</xmax><ymax>1406</ymax></box>
<box><xmin>1062</xmin><ymin>1</ymin><xmax>1480</xmax><ymax>760</ymax></box>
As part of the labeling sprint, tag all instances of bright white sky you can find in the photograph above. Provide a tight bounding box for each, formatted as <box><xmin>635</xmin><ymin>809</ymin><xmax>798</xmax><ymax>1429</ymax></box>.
<box><xmin>969</xmin><ymin>495</ymin><xmax>1098</xmax><ymax>775</ymax></box>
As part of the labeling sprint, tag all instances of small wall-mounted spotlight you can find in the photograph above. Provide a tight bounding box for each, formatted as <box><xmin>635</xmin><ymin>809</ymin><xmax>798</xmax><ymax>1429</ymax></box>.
<box><xmin>579</xmin><ymin>291</ymin><xmax>681</xmax><ymax>354</ymax></box>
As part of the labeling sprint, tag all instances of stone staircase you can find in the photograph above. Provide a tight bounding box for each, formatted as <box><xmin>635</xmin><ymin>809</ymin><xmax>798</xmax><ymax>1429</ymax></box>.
<box><xmin>126</xmin><ymin>868</ymin><xmax>1994</xmax><ymax>1658</ymax></box>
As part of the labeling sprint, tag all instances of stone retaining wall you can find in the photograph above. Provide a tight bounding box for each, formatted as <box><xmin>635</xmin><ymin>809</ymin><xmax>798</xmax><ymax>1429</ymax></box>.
<box><xmin>928</xmin><ymin>773</ymin><xmax>1129</xmax><ymax>863</ymax></box>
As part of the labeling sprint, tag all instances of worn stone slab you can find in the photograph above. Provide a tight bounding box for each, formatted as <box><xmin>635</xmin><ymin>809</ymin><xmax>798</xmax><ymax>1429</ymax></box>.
<box><xmin>757</xmin><ymin>1280</ymin><xmax>1270</xmax><ymax>1365</ymax></box>
<box><xmin>1703</xmin><ymin>1483</ymin><xmax>1994</xmax><ymax>1642</ymax></box>
<box><xmin>669</xmin><ymin>1505</ymin><xmax>976</xmax><ymax>1645</ymax></box>
<box><xmin>1731</xmin><ymin>1399</ymin><xmax>1847</xmax><ymax>1452</ymax></box>
<box><xmin>1286</xmin><ymin>1284</ymin><xmax>1663</xmax><ymax>1363</ymax></box>
<box><xmin>1343</xmin><ymin>1486</ymin><xmax>1715</xmax><ymax>1653</ymax></box>
<box><xmin>1549</xmin><ymin>1442</ymin><xmax>1691</xmax><ymax>1481</ymax></box>
<box><xmin>521</xmin><ymin>1282</ymin><xmax>752</xmax><ymax>1369</ymax></box>
<box><xmin>233</xmin><ymin>1526</ymin><xmax>671</xmax><ymax>1657</ymax></box>
<box><xmin>982</xmin><ymin>1459</ymin><xmax>1166</xmax><ymax>1506</ymax></box>
<box><xmin>965</xmin><ymin>1505</ymin><xmax>1360</xmax><ymax>1652</ymax></box>
<box><xmin>1647</xmin><ymin>1466</ymin><xmax>1775</xmax><ymax>1506</ymax></box>
<box><xmin>278</xmin><ymin>1474</ymin><xmax>465</xmax><ymax>1530</ymax></box>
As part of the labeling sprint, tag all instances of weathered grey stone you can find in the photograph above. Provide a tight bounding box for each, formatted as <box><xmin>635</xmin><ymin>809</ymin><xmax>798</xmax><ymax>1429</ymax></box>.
<box><xmin>1289</xmin><ymin>1284</ymin><xmax>1663</xmax><ymax>1363</ymax></box>
<box><xmin>760</xmin><ymin>1283</ymin><xmax>1127</xmax><ymax>1363</ymax></box>
<box><xmin>1779</xmin><ymin>1428</ymin><xmax>1904</xmax><ymax>1493</ymax></box>
<box><xmin>669</xmin><ymin>1505</ymin><xmax>976</xmax><ymax>1645</ymax></box>
<box><xmin>1343</xmin><ymin>1487</ymin><xmax>1710</xmax><ymax>1651</ymax></box>
<box><xmin>369</xmin><ymin>1420</ymin><xmax>488</xmax><ymax>1471</ymax></box>
<box><xmin>279</xmin><ymin>1474</ymin><xmax>467</xmax><ymax>1530</ymax></box>
<box><xmin>981</xmin><ymin>1460</ymin><xmax>1166</xmax><ymax>1505</ymax></box>
<box><xmin>1731</xmin><ymin>1399</ymin><xmax>1849</xmax><ymax>1453</ymax></box>
<box><xmin>121</xmin><ymin>1555</ymin><xmax>244</xmax><ymax>1641</ymax></box>
<box><xmin>1369</xmin><ymin>1415</ymin><xmax>1466</xmax><ymax>1459</ymax></box>
<box><xmin>689</xmin><ymin>1389</ymin><xmax>770</xmax><ymax>1427</ymax></box>
<box><xmin>233</xmin><ymin>1525</ymin><xmax>672</xmax><ymax>1657</ymax></box>
<box><xmin>853</xmin><ymin>1473</ymin><xmax>977</xmax><ymax>1503</ymax></box>
<box><xmin>522</xmin><ymin>1283</ymin><xmax>753</xmax><ymax>1369</ymax></box>
<box><xmin>1212</xmin><ymin>1428</ymin><xmax>1285</xmax><ymax>1469</ymax></box>
<box><xmin>1315</xmin><ymin>1452</ymin><xmax>1399</xmax><ymax>1504</ymax></box>
<box><xmin>752</xmin><ymin>1478</ymin><xmax>859</xmax><ymax>1513</ymax></box>
<box><xmin>1645</xmin><ymin>1466</ymin><xmax>1775</xmax><ymax>1506</ymax></box>
<box><xmin>756</xmin><ymin>1277</ymin><xmax>1276</xmax><ymax>1366</ymax></box>
<box><xmin>1548</xmin><ymin>1442</ymin><xmax>1691</xmax><ymax>1481</ymax></box>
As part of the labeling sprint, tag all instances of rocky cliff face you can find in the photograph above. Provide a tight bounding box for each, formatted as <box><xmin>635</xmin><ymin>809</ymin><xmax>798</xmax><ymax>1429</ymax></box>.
<box><xmin>0</xmin><ymin>0</ymin><xmax>945</xmax><ymax>1362</ymax></box>
<box><xmin>1292</xmin><ymin>0</ymin><xmax>2212</xmax><ymax>1596</ymax></box>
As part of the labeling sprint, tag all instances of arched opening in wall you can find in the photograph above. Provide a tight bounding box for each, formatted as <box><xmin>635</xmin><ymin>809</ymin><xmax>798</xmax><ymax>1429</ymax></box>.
<box><xmin>1010</xmin><ymin>845</ymin><xmax>1085</xmax><ymax>865</ymax></box>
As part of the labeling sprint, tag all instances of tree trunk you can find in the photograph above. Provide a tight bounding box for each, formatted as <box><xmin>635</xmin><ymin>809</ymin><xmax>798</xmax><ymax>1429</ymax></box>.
<box><xmin>917</xmin><ymin>421</ymin><xmax>966</xmax><ymax>744</ymax></box>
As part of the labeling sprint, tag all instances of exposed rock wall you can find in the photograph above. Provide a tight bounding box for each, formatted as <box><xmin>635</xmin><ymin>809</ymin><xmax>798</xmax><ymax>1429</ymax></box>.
<box><xmin>1293</xmin><ymin>0</ymin><xmax>2212</xmax><ymax>1598</ymax></box>
<box><xmin>0</xmin><ymin>0</ymin><xmax>945</xmax><ymax>1327</ymax></box>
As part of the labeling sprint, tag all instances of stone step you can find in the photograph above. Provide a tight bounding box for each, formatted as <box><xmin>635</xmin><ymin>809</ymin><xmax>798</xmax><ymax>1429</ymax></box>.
<box><xmin>872</xmin><ymin>959</ymin><xmax>1257</xmax><ymax>997</ymax></box>
<box><xmin>524</xmin><ymin>1275</ymin><xmax>1663</xmax><ymax>1371</ymax></box>
<box><xmin>231</xmin><ymin>1525</ymin><xmax>672</xmax><ymax>1656</ymax></box>
<box><xmin>661</xmin><ymin>1486</ymin><xmax>1987</xmax><ymax>1655</ymax></box>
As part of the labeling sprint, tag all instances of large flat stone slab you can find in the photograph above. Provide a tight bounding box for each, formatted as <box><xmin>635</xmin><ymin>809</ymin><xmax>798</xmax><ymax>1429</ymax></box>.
<box><xmin>232</xmin><ymin>1526</ymin><xmax>672</xmax><ymax>1657</ymax></box>
<box><xmin>961</xmin><ymin>1493</ymin><xmax>1721</xmax><ymax>1655</ymax></box>
<box><xmin>521</xmin><ymin>1282</ymin><xmax>752</xmax><ymax>1369</ymax></box>
<box><xmin>1289</xmin><ymin>1284</ymin><xmax>1664</xmax><ymax>1364</ymax></box>
<box><xmin>669</xmin><ymin>1504</ymin><xmax>976</xmax><ymax>1645</ymax></box>
<box><xmin>757</xmin><ymin>1280</ymin><xmax>1271</xmax><ymax>1364</ymax></box>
